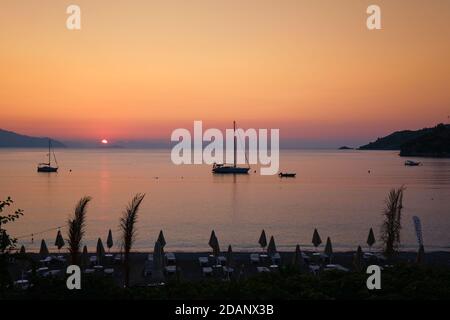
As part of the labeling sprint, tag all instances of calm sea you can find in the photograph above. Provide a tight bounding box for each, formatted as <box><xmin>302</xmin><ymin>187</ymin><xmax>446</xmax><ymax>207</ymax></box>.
<box><xmin>1</xmin><ymin>149</ymin><xmax>449</xmax><ymax>252</ymax></box>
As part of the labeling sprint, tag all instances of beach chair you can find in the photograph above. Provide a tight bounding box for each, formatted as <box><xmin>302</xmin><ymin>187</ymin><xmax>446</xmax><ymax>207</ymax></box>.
<box><xmin>104</xmin><ymin>268</ymin><xmax>114</xmax><ymax>276</ymax></box>
<box><xmin>202</xmin><ymin>267</ymin><xmax>213</xmax><ymax>277</ymax></box>
<box><xmin>43</xmin><ymin>269</ymin><xmax>61</xmax><ymax>278</ymax></box>
<box><xmin>147</xmin><ymin>254</ymin><xmax>154</xmax><ymax>262</ymax></box>
<box><xmin>223</xmin><ymin>266</ymin><xmax>234</xmax><ymax>276</ymax></box>
<box><xmin>89</xmin><ymin>256</ymin><xmax>97</xmax><ymax>265</ymax></box>
<box><xmin>93</xmin><ymin>265</ymin><xmax>104</xmax><ymax>272</ymax></box>
<box><xmin>309</xmin><ymin>264</ymin><xmax>320</xmax><ymax>275</ymax></box>
<box><xmin>84</xmin><ymin>268</ymin><xmax>95</xmax><ymax>274</ymax></box>
<box><xmin>36</xmin><ymin>267</ymin><xmax>49</xmax><ymax>276</ymax></box>
<box><xmin>257</xmin><ymin>266</ymin><xmax>270</xmax><ymax>273</ymax></box>
<box><xmin>143</xmin><ymin>260</ymin><xmax>152</xmax><ymax>277</ymax></box>
<box><xmin>250</xmin><ymin>253</ymin><xmax>260</xmax><ymax>264</ymax></box>
<box><xmin>40</xmin><ymin>256</ymin><xmax>52</xmax><ymax>266</ymax></box>
<box><xmin>217</xmin><ymin>256</ymin><xmax>227</xmax><ymax>265</ymax></box>
<box><xmin>198</xmin><ymin>256</ymin><xmax>209</xmax><ymax>266</ymax></box>
<box><xmin>269</xmin><ymin>264</ymin><xmax>279</xmax><ymax>272</ymax></box>
<box><xmin>324</xmin><ymin>264</ymin><xmax>349</xmax><ymax>272</ymax></box>
<box><xmin>113</xmin><ymin>254</ymin><xmax>123</xmax><ymax>264</ymax></box>
<box><xmin>165</xmin><ymin>265</ymin><xmax>177</xmax><ymax>275</ymax></box>
<box><xmin>271</xmin><ymin>253</ymin><xmax>281</xmax><ymax>265</ymax></box>
<box><xmin>14</xmin><ymin>279</ymin><xmax>30</xmax><ymax>290</ymax></box>
<box><xmin>165</xmin><ymin>252</ymin><xmax>176</xmax><ymax>265</ymax></box>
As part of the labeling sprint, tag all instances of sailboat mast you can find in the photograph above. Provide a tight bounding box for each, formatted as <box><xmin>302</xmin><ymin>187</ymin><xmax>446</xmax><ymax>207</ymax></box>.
<box><xmin>233</xmin><ymin>121</ymin><xmax>237</xmax><ymax>168</ymax></box>
<box><xmin>48</xmin><ymin>139</ymin><xmax>51</xmax><ymax>165</ymax></box>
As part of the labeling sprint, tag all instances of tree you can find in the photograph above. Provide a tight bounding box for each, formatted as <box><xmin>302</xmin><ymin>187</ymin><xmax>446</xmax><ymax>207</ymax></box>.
<box><xmin>120</xmin><ymin>193</ymin><xmax>145</xmax><ymax>288</ymax></box>
<box><xmin>0</xmin><ymin>197</ymin><xmax>24</xmax><ymax>289</ymax></box>
<box><xmin>67</xmin><ymin>196</ymin><xmax>92</xmax><ymax>265</ymax></box>
<box><xmin>380</xmin><ymin>187</ymin><xmax>405</xmax><ymax>257</ymax></box>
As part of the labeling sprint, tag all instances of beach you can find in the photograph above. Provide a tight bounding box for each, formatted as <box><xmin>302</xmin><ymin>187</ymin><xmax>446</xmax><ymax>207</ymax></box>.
<box><xmin>8</xmin><ymin>250</ymin><xmax>450</xmax><ymax>288</ymax></box>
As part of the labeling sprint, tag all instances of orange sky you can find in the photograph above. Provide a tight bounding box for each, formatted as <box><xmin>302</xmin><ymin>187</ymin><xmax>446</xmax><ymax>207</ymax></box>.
<box><xmin>1</xmin><ymin>0</ymin><xmax>449</xmax><ymax>145</ymax></box>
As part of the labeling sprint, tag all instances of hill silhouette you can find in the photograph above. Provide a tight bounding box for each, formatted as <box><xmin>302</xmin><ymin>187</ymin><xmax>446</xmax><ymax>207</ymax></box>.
<box><xmin>0</xmin><ymin>128</ymin><xmax>66</xmax><ymax>148</ymax></box>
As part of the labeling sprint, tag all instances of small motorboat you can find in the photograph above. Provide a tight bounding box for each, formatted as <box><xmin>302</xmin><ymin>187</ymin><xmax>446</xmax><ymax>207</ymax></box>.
<box><xmin>404</xmin><ymin>160</ymin><xmax>422</xmax><ymax>167</ymax></box>
<box><xmin>278</xmin><ymin>172</ymin><xmax>296</xmax><ymax>178</ymax></box>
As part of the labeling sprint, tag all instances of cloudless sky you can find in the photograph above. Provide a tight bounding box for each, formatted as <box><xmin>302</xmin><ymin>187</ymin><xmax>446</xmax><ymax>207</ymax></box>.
<box><xmin>1</xmin><ymin>0</ymin><xmax>449</xmax><ymax>147</ymax></box>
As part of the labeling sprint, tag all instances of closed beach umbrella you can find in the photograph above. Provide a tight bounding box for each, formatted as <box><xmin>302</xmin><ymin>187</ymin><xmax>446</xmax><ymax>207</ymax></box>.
<box><xmin>267</xmin><ymin>236</ymin><xmax>277</xmax><ymax>256</ymax></box>
<box><xmin>258</xmin><ymin>230</ymin><xmax>267</xmax><ymax>251</ymax></box>
<box><xmin>209</xmin><ymin>230</ymin><xmax>220</xmax><ymax>256</ymax></box>
<box><xmin>157</xmin><ymin>230</ymin><xmax>166</xmax><ymax>248</ymax></box>
<box><xmin>82</xmin><ymin>245</ymin><xmax>89</xmax><ymax>267</ymax></box>
<box><xmin>312</xmin><ymin>229</ymin><xmax>322</xmax><ymax>250</ymax></box>
<box><xmin>324</xmin><ymin>237</ymin><xmax>333</xmax><ymax>261</ymax></box>
<box><xmin>293</xmin><ymin>244</ymin><xmax>303</xmax><ymax>267</ymax></box>
<box><xmin>153</xmin><ymin>241</ymin><xmax>164</xmax><ymax>280</ymax></box>
<box><xmin>107</xmin><ymin>229</ymin><xmax>113</xmax><ymax>252</ymax></box>
<box><xmin>55</xmin><ymin>230</ymin><xmax>65</xmax><ymax>252</ymax></box>
<box><xmin>39</xmin><ymin>239</ymin><xmax>49</xmax><ymax>257</ymax></box>
<box><xmin>19</xmin><ymin>245</ymin><xmax>26</xmax><ymax>254</ymax></box>
<box><xmin>96</xmin><ymin>238</ymin><xmax>105</xmax><ymax>264</ymax></box>
<box><xmin>416</xmin><ymin>244</ymin><xmax>425</xmax><ymax>264</ymax></box>
<box><xmin>353</xmin><ymin>245</ymin><xmax>364</xmax><ymax>272</ymax></box>
<box><xmin>367</xmin><ymin>228</ymin><xmax>376</xmax><ymax>250</ymax></box>
<box><xmin>226</xmin><ymin>245</ymin><xmax>233</xmax><ymax>267</ymax></box>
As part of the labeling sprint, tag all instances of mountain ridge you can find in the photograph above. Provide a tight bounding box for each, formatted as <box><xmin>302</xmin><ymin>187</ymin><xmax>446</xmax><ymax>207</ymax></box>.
<box><xmin>0</xmin><ymin>128</ymin><xmax>66</xmax><ymax>148</ymax></box>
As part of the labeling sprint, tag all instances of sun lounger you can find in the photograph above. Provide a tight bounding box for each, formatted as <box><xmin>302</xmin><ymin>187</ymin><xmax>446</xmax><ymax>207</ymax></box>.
<box><xmin>84</xmin><ymin>268</ymin><xmax>95</xmax><ymax>274</ymax></box>
<box><xmin>43</xmin><ymin>269</ymin><xmax>61</xmax><ymax>278</ymax></box>
<box><xmin>89</xmin><ymin>256</ymin><xmax>97</xmax><ymax>264</ymax></box>
<box><xmin>223</xmin><ymin>266</ymin><xmax>234</xmax><ymax>275</ymax></box>
<box><xmin>198</xmin><ymin>257</ymin><xmax>209</xmax><ymax>266</ymax></box>
<box><xmin>165</xmin><ymin>265</ymin><xmax>177</xmax><ymax>275</ymax></box>
<box><xmin>165</xmin><ymin>252</ymin><xmax>176</xmax><ymax>265</ymax></box>
<box><xmin>202</xmin><ymin>267</ymin><xmax>213</xmax><ymax>276</ymax></box>
<box><xmin>14</xmin><ymin>279</ymin><xmax>29</xmax><ymax>290</ymax></box>
<box><xmin>40</xmin><ymin>256</ymin><xmax>52</xmax><ymax>265</ymax></box>
<box><xmin>257</xmin><ymin>266</ymin><xmax>270</xmax><ymax>273</ymax></box>
<box><xmin>309</xmin><ymin>264</ymin><xmax>320</xmax><ymax>275</ymax></box>
<box><xmin>271</xmin><ymin>253</ymin><xmax>281</xmax><ymax>265</ymax></box>
<box><xmin>250</xmin><ymin>253</ymin><xmax>260</xmax><ymax>264</ymax></box>
<box><xmin>143</xmin><ymin>260</ymin><xmax>152</xmax><ymax>277</ymax></box>
<box><xmin>114</xmin><ymin>254</ymin><xmax>123</xmax><ymax>263</ymax></box>
<box><xmin>269</xmin><ymin>264</ymin><xmax>279</xmax><ymax>272</ymax></box>
<box><xmin>104</xmin><ymin>268</ymin><xmax>114</xmax><ymax>276</ymax></box>
<box><xmin>217</xmin><ymin>256</ymin><xmax>227</xmax><ymax>265</ymax></box>
<box><xmin>36</xmin><ymin>267</ymin><xmax>49</xmax><ymax>275</ymax></box>
<box><xmin>94</xmin><ymin>265</ymin><xmax>104</xmax><ymax>271</ymax></box>
<box><xmin>324</xmin><ymin>264</ymin><xmax>349</xmax><ymax>272</ymax></box>
<box><xmin>147</xmin><ymin>254</ymin><xmax>154</xmax><ymax>262</ymax></box>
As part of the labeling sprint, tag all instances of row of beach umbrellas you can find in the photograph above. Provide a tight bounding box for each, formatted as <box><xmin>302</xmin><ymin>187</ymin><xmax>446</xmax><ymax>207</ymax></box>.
<box><xmin>23</xmin><ymin>227</ymin><xmax>378</xmax><ymax>257</ymax></box>
<box><xmin>21</xmin><ymin>227</ymin><xmax>424</xmax><ymax>268</ymax></box>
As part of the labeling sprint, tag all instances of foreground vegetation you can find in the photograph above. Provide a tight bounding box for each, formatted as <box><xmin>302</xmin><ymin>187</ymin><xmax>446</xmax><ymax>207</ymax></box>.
<box><xmin>2</xmin><ymin>264</ymin><xmax>450</xmax><ymax>300</ymax></box>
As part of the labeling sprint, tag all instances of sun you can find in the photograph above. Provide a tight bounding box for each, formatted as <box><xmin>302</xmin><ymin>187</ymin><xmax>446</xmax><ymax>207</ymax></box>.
<box><xmin>101</xmin><ymin>139</ymin><xmax>108</xmax><ymax>144</ymax></box>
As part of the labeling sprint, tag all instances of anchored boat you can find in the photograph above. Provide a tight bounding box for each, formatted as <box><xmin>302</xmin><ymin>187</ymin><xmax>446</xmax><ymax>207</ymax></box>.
<box><xmin>212</xmin><ymin>121</ymin><xmax>250</xmax><ymax>174</ymax></box>
<box><xmin>37</xmin><ymin>139</ymin><xmax>59</xmax><ymax>173</ymax></box>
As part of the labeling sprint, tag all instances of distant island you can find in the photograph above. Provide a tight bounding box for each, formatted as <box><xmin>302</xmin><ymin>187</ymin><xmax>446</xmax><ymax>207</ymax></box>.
<box><xmin>359</xmin><ymin>124</ymin><xmax>450</xmax><ymax>158</ymax></box>
<box><xmin>338</xmin><ymin>146</ymin><xmax>354</xmax><ymax>150</ymax></box>
<box><xmin>0</xmin><ymin>128</ymin><xmax>66</xmax><ymax>148</ymax></box>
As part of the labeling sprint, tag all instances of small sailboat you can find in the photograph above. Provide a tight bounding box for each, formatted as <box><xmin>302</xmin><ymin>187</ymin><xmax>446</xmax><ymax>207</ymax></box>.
<box><xmin>212</xmin><ymin>121</ymin><xmax>250</xmax><ymax>174</ymax></box>
<box><xmin>404</xmin><ymin>160</ymin><xmax>422</xmax><ymax>167</ymax></box>
<box><xmin>278</xmin><ymin>172</ymin><xmax>296</xmax><ymax>178</ymax></box>
<box><xmin>37</xmin><ymin>139</ymin><xmax>59</xmax><ymax>173</ymax></box>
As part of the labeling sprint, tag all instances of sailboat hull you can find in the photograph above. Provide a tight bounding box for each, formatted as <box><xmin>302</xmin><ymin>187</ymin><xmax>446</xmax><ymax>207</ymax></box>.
<box><xmin>212</xmin><ymin>166</ymin><xmax>249</xmax><ymax>174</ymax></box>
<box><xmin>37</xmin><ymin>166</ymin><xmax>58</xmax><ymax>173</ymax></box>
